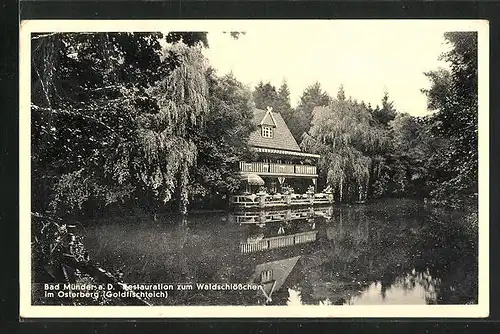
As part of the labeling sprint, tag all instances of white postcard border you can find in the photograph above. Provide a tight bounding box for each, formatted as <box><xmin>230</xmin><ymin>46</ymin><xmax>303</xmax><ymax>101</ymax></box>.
<box><xmin>19</xmin><ymin>19</ymin><xmax>490</xmax><ymax>318</ymax></box>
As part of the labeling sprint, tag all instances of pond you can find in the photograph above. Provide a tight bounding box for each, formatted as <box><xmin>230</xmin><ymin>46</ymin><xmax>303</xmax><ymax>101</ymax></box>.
<box><xmin>79</xmin><ymin>198</ymin><xmax>478</xmax><ymax>306</ymax></box>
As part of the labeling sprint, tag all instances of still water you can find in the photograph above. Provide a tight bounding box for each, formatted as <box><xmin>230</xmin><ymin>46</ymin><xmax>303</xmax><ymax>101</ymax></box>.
<box><xmin>80</xmin><ymin>198</ymin><xmax>478</xmax><ymax>306</ymax></box>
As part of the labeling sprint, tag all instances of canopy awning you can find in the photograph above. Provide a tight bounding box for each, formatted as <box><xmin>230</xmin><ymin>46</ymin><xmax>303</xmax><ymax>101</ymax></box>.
<box><xmin>240</xmin><ymin>173</ymin><xmax>265</xmax><ymax>186</ymax></box>
<box><xmin>251</xmin><ymin>146</ymin><xmax>320</xmax><ymax>159</ymax></box>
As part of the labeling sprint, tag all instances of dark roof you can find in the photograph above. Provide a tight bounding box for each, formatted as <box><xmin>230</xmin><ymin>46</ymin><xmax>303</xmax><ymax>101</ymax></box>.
<box><xmin>250</xmin><ymin>256</ymin><xmax>301</xmax><ymax>295</ymax></box>
<box><xmin>248</xmin><ymin>108</ymin><xmax>301</xmax><ymax>152</ymax></box>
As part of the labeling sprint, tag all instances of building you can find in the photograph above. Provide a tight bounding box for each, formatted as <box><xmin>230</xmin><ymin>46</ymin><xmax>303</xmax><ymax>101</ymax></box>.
<box><xmin>239</xmin><ymin>107</ymin><xmax>321</xmax><ymax>195</ymax></box>
<box><xmin>249</xmin><ymin>255</ymin><xmax>302</xmax><ymax>304</ymax></box>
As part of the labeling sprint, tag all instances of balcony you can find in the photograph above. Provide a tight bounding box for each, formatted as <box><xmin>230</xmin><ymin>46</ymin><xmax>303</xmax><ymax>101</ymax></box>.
<box><xmin>239</xmin><ymin>161</ymin><xmax>317</xmax><ymax>176</ymax></box>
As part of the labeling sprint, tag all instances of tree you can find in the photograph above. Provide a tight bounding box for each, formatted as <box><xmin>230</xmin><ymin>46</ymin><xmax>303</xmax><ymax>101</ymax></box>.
<box><xmin>383</xmin><ymin>113</ymin><xmax>433</xmax><ymax>197</ymax></box>
<box><xmin>276</xmin><ymin>80</ymin><xmax>294</xmax><ymax>122</ymax></box>
<box><xmin>337</xmin><ymin>85</ymin><xmax>346</xmax><ymax>101</ymax></box>
<box><xmin>32</xmin><ymin>32</ymin><xmax>166</xmax><ymax>215</ymax></box>
<box><xmin>190</xmin><ymin>69</ymin><xmax>256</xmax><ymax>207</ymax></box>
<box><xmin>135</xmin><ymin>43</ymin><xmax>210</xmax><ymax>215</ymax></box>
<box><xmin>390</xmin><ymin>114</ymin><xmax>426</xmax><ymax>155</ymax></box>
<box><xmin>422</xmin><ymin>31</ymin><xmax>478</xmax><ymax>203</ymax></box>
<box><xmin>288</xmin><ymin>82</ymin><xmax>331</xmax><ymax>143</ymax></box>
<box><xmin>31</xmin><ymin>32</ymin><xmax>210</xmax><ymax>216</ymax></box>
<box><xmin>252</xmin><ymin>81</ymin><xmax>280</xmax><ymax>110</ymax></box>
<box><xmin>301</xmin><ymin>97</ymin><xmax>386</xmax><ymax>202</ymax></box>
<box><xmin>420</xmin><ymin>68</ymin><xmax>453</xmax><ymax>111</ymax></box>
<box><xmin>165</xmin><ymin>32</ymin><xmax>209</xmax><ymax>48</ymax></box>
<box><xmin>372</xmin><ymin>90</ymin><xmax>397</xmax><ymax>127</ymax></box>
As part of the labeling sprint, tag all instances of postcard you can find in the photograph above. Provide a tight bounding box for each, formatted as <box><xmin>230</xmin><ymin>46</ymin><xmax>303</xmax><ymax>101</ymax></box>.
<box><xmin>19</xmin><ymin>19</ymin><xmax>489</xmax><ymax>318</ymax></box>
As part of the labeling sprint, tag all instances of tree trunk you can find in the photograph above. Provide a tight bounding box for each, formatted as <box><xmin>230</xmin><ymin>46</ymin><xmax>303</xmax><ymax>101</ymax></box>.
<box><xmin>339</xmin><ymin>176</ymin><xmax>343</xmax><ymax>202</ymax></box>
<box><xmin>365</xmin><ymin>176</ymin><xmax>369</xmax><ymax>201</ymax></box>
<box><xmin>178</xmin><ymin>164</ymin><xmax>189</xmax><ymax>215</ymax></box>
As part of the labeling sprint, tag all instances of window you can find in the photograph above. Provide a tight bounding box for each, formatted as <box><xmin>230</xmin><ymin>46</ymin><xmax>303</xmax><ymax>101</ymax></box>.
<box><xmin>260</xmin><ymin>269</ymin><xmax>273</xmax><ymax>282</ymax></box>
<box><xmin>262</xmin><ymin>126</ymin><xmax>273</xmax><ymax>138</ymax></box>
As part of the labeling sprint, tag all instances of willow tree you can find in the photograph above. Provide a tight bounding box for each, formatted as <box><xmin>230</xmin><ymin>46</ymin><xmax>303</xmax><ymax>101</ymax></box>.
<box><xmin>301</xmin><ymin>91</ymin><xmax>386</xmax><ymax>202</ymax></box>
<box><xmin>136</xmin><ymin>43</ymin><xmax>209</xmax><ymax>214</ymax></box>
<box><xmin>31</xmin><ymin>32</ymin><xmax>209</xmax><ymax>216</ymax></box>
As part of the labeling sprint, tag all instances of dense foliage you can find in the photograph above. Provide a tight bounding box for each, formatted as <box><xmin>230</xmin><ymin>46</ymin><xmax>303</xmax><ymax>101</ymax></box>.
<box><xmin>299</xmin><ymin>31</ymin><xmax>478</xmax><ymax>204</ymax></box>
<box><xmin>301</xmin><ymin>92</ymin><xmax>388</xmax><ymax>202</ymax></box>
<box><xmin>32</xmin><ymin>32</ymin><xmax>168</xmax><ymax>216</ymax></box>
<box><xmin>31</xmin><ymin>32</ymin><xmax>253</xmax><ymax>217</ymax></box>
<box><xmin>31</xmin><ymin>31</ymin><xmax>478</xmax><ymax>217</ymax></box>
<box><xmin>190</xmin><ymin>69</ymin><xmax>256</xmax><ymax>208</ymax></box>
<box><xmin>422</xmin><ymin>32</ymin><xmax>478</xmax><ymax>205</ymax></box>
<box><xmin>252</xmin><ymin>80</ymin><xmax>293</xmax><ymax>119</ymax></box>
<box><xmin>287</xmin><ymin>82</ymin><xmax>331</xmax><ymax>143</ymax></box>
<box><xmin>30</xmin><ymin>31</ymin><xmax>478</xmax><ymax>307</ymax></box>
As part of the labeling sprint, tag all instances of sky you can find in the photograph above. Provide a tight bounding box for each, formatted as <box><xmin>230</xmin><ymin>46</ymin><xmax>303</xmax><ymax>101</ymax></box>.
<box><xmin>202</xmin><ymin>20</ymin><xmax>462</xmax><ymax>117</ymax></box>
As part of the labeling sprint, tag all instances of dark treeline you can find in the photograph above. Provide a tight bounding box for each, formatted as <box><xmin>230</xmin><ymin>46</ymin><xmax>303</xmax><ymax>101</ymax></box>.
<box><xmin>31</xmin><ymin>31</ymin><xmax>477</xmax><ymax>219</ymax></box>
<box><xmin>255</xmin><ymin>32</ymin><xmax>478</xmax><ymax>207</ymax></box>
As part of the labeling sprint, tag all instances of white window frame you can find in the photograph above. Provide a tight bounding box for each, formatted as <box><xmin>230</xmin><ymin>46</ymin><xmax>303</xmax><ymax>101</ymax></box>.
<box><xmin>261</xmin><ymin>269</ymin><xmax>273</xmax><ymax>282</ymax></box>
<box><xmin>262</xmin><ymin>125</ymin><xmax>273</xmax><ymax>138</ymax></box>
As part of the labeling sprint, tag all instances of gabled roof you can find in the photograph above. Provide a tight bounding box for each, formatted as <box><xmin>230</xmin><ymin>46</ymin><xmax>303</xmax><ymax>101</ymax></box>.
<box><xmin>260</xmin><ymin>107</ymin><xmax>277</xmax><ymax>127</ymax></box>
<box><xmin>248</xmin><ymin>108</ymin><xmax>301</xmax><ymax>152</ymax></box>
<box><xmin>249</xmin><ymin>256</ymin><xmax>301</xmax><ymax>297</ymax></box>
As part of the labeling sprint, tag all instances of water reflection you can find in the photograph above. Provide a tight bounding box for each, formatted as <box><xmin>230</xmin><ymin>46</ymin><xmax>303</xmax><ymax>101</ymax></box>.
<box><xmin>235</xmin><ymin>207</ymin><xmax>328</xmax><ymax>255</ymax></box>
<box><xmin>287</xmin><ymin>268</ymin><xmax>440</xmax><ymax>306</ymax></box>
<box><xmin>232</xmin><ymin>206</ymin><xmax>332</xmax><ymax>225</ymax></box>
<box><xmin>80</xmin><ymin>199</ymin><xmax>478</xmax><ymax>306</ymax></box>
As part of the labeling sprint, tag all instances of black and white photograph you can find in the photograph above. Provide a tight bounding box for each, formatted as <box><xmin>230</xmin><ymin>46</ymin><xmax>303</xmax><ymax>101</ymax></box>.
<box><xmin>19</xmin><ymin>19</ymin><xmax>489</xmax><ymax>318</ymax></box>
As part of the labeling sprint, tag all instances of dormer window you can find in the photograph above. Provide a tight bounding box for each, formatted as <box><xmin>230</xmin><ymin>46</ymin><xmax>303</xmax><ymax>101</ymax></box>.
<box><xmin>260</xmin><ymin>269</ymin><xmax>273</xmax><ymax>283</ymax></box>
<box><xmin>262</xmin><ymin>125</ymin><xmax>273</xmax><ymax>138</ymax></box>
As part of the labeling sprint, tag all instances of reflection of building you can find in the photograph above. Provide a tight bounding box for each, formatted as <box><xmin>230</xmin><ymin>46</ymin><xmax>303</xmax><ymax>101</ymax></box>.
<box><xmin>234</xmin><ymin>207</ymin><xmax>332</xmax><ymax>254</ymax></box>
<box><xmin>240</xmin><ymin>231</ymin><xmax>318</xmax><ymax>254</ymax></box>
<box><xmin>235</xmin><ymin>206</ymin><xmax>381</xmax><ymax>305</ymax></box>
<box><xmin>249</xmin><ymin>256</ymin><xmax>301</xmax><ymax>303</ymax></box>
<box><xmin>235</xmin><ymin>206</ymin><xmax>411</xmax><ymax>306</ymax></box>
<box><xmin>238</xmin><ymin>107</ymin><xmax>320</xmax><ymax>195</ymax></box>
<box><xmin>232</xmin><ymin>206</ymin><xmax>333</xmax><ymax>225</ymax></box>
<box><xmin>231</xmin><ymin>204</ymin><xmax>437</xmax><ymax>306</ymax></box>
<box><xmin>235</xmin><ymin>208</ymin><xmax>328</xmax><ymax>304</ymax></box>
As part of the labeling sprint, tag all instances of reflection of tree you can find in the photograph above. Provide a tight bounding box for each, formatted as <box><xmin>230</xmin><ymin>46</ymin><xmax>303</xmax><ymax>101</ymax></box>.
<box><xmin>175</xmin><ymin>216</ymin><xmax>190</xmax><ymax>281</ymax></box>
<box><xmin>391</xmin><ymin>269</ymin><xmax>440</xmax><ymax>304</ymax></box>
<box><xmin>408</xmin><ymin>209</ymin><xmax>477</xmax><ymax>304</ymax></box>
<box><xmin>297</xmin><ymin>202</ymin><xmax>436</xmax><ymax>304</ymax></box>
<box><xmin>380</xmin><ymin>276</ymin><xmax>391</xmax><ymax>300</ymax></box>
<box><xmin>84</xmin><ymin>199</ymin><xmax>477</xmax><ymax>306</ymax></box>
<box><xmin>278</xmin><ymin>202</ymin><xmax>470</xmax><ymax>305</ymax></box>
<box><xmin>188</xmin><ymin>201</ymin><xmax>475</xmax><ymax>306</ymax></box>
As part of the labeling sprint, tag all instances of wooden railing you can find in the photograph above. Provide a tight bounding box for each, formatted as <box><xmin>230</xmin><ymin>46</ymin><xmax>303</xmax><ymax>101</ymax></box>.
<box><xmin>240</xmin><ymin>231</ymin><xmax>318</xmax><ymax>253</ymax></box>
<box><xmin>269</xmin><ymin>163</ymin><xmax>295</xmax><ymax>174</ymax></box>
<box><xmin>295</xmin><ymin>164</ymin><xmax>317</xmax><ymax>175</ymax></box>
<box><xmin>240</xmin><ymin>161</ymin><xmax>316</xmax><ymax>175</ymax></box>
